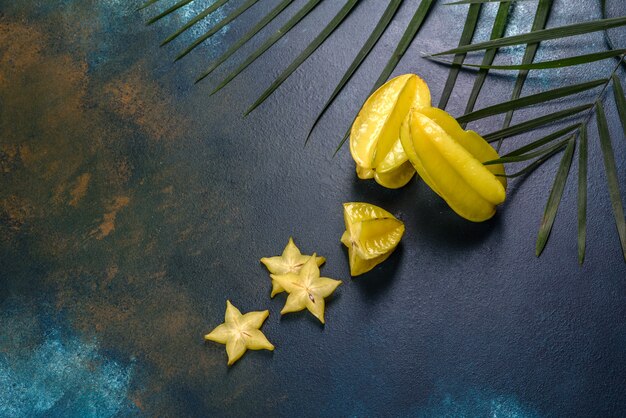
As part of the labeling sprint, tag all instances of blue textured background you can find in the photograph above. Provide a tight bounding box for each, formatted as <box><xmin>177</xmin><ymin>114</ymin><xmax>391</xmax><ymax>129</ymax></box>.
<box><xmin>0</xmin><ymin>0</ymin><xmax>625</xmax><ymax>416</ymax></box>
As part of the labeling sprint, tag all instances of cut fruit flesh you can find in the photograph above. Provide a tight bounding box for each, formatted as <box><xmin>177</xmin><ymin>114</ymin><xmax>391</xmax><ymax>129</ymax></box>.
<box><xmin>374</xmin><ymin>160</ymin><xmax>415</xmax><ymax>189</ymax></box>
<box><xmin>341</xmin><ymin>203</ymin><xmax>405</xmax><ymax>276</ymax></box>
<box><xmin>377</xmin><ymin>137</ymin><xmax>409</xmax><ymax>174</ymax></box>
<box><xmin>356</xmin><ymin>136</ymin><xmax>416</xmax><ymax>189</ymax></box>
<box><xmin>347</xmin><ymin>218</ymin><xmax>404</xmax><ymax>260</ymax></box>
<box><xmin>343</xmin><ymin>202</ymin><xmax>396</xmax><ymax>224</ymax></box>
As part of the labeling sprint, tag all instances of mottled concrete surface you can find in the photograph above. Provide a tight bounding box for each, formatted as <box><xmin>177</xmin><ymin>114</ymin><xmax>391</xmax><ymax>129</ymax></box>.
<box><xmin>0</xmin><ymin>0</ymin><xmax>625</xmax><ymax>417</ymax></box>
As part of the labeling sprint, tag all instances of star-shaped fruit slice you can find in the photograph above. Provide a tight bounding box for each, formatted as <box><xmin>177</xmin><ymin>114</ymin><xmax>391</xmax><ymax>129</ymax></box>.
<box><xmin>271</xmin><ymin>255</ymin><xmax>342</xmax><ymax>324</ymax></box>
<box><xmin>205</xmin><ymin>300</ymin><xmax>274</xmax><ymax>366</ymax></box>
<box><xmin>341</xmin><ymin>202</ymin><xmax>404</xmax><ymax>276</ymax></box>
<box><xmin>260</xmin><ymin>237</ymin><xmax>326</xmax><ymax>297</ymax></box>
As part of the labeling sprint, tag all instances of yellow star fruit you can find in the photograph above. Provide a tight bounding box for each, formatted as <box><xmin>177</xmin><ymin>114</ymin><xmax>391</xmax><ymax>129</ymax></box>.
<box><xmin>400</xmin><ymin>107</ymin><xmax>507</xmax><ymax>222</ymax></box>
<box><xmin>350</xmin><ymin>74</ymin><xmax>431</xmax><ymax>189</ymax></box>
<box><xmin>271</xmin><ymin>255</ymin><xmax>342</xmax><ymax>324</ymax></box>
<box><xmin>260</xmin><ymin>237</ymin><xmax>326</xmax><ymax>297</ymax></box>
<box><xmin>340</xmin><ymin>202</ymin><xmax>405</xmax><ymax>276</ymax></box>
<box><xmin>205</xmin><ymin>300</ymin><xmax>274</xmax><ymax>366</ymax></box>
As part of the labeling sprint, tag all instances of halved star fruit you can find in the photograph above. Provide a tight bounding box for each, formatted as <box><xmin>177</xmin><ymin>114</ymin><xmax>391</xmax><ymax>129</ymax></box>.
<box><xmin>341</xmin><ymin>202</ymin><xmax>405</xmax><ymax>276</ymax></box>
<box><xmin>400</xmin><ymin>108</ymin><xmax>506</xmax><ymax>222</ymax></box>
<box><xmin>350</xmin><ymin>74</ymin><xmax>431</xmax><ymax>170</ymax></box>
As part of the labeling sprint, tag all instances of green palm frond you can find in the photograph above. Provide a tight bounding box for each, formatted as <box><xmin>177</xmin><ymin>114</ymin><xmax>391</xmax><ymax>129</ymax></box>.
<box><xmin>139</xmin><ymin>0</ymin><xmax>163</xmax><ymax>10</ymax></box>
<box><xmin>614</xmin><ymin>74</ymin><xmax>626</xmax><ymax>134</ymax></box>
<box><xmin>429</xmin><ymin>49</ymin><xmax>626</xmax><ymax>71</ymax></box>
<box><xmin>488</xmin><ymin>124</ymin><xmax>580</xmax><ymax>158</ymax></box>
<box><xmin>161</xmin><ymin>0</ymin><xmax>230</xmax><ymax>46</ymax></box>
<box><xmin>431</xmin><ymin>16</ymin><xmax>626</xmax><ymax>55</ymax></box>
<box><xmin>596</xmin><ymin>100</ymin><xmax>626</xmax><ymax>261</ymax></box>
<box><xmin>444</xmin><ymin>0</ymin><xmax>533</xmax><ymax>4</ymax></box>
<box><xmin>457</xmin><ymin>79</ymin><xmax>606</xmax><ymax>123</ymax></box>
<box><xmin>334</xmin><ymin>0</ymin><xmax>435</xmax><ymax>153</ymax></box>
<box><xmin>209</xmin><ymin>0</ymin><xmax>324</xmax><ymax>96</ymax></box>
<box><xmin>147</xmin><ymin>0</ymin><xmax>195</xmax><ymax>25</ymax></box>
<box><xmin>535</xmin><ymin>136</ymin><xmax>575</xmax><ymax>257</ymax></box>
<box><xmin>306</xmin><ymin>0</ymin><xmax>403</xmax><ymax>142</ymax></box>
<box><xmin>244</xmin><ymin>0</ymin><xmax>360</xmax><ymax>116</ymax></box>
<box><xmin>438</xmin><ymin>2</ymin><xmax>482</xmax><ymax>109</ymax></box>
<box><xmin>142</xmin><ymin>1</ymin><xmax>626</xmax><ymax>262</ymax></box>
<box><xmin>500</xmin><ymin>0</ymin><xmax>552</xmax><ymax>138</ymax></box>
<box><xmin>196</xmin><ymin>0</ymin><xmax>294</xmax><ymax>83</ymax></box>
<box><xmin>463</xmin><ymin>1</ymin><xmax>511</xmax><ymax>121</ymax></box>
<box><xmin>497</xmin><ymin>140</ymin><xmax>567</xmax><ymax>178</ymax></box>
<box><xmin>577</xmin><ymin>124</ymin><xmax>588</xmax><ymax>264</ymax></box>
<box><xmin>487</xmin><ymin>136</ymin><xmax>571</xmax><ymax>165</ymax></box>
<box><xmin>483</xmin><ymin>106</ymin><xmax>591</xmax><ymax>142</ymax></box>
<box><xmin>175</xmin><ymin>0</ymin><xmax>258</xmax><ymax>59</ymax></box>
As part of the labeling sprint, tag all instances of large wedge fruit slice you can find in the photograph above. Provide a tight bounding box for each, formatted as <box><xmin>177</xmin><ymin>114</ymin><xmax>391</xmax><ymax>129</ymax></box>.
<box><xmin>341</xmin><ymin>202</ymin><xmax>405</xmax><ymax>276</ymax></box>
<box><xmin>401</xmin><ymin>109</ymin><xmax>506</xmax><ymax>222</ymax></box>
<box><xmin>350</xmin><ymin>74</ymin><xmax>431</xmax><ymax>170</ymax></box>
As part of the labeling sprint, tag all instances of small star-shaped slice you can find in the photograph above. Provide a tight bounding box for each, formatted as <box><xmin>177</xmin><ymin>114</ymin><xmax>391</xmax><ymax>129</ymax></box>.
<box><xmin>260</xmin><ymin>237</ymin><xmax>326</xmax><ymax>297</ymax></box>
<box><xmin>205</xmin><ymin>300</ymin><xmax>274</xmax><ymax>366</ymax></box>
<box><xmin>271</xmin><ymin>255</ymin><xmax>341</xmax><ymax>324</ymax></box>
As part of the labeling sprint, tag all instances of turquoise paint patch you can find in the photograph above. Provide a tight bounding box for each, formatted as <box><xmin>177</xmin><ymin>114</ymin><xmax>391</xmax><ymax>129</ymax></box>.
<box><xmin>177</xmin><ymin>1</ymin><xmax>229</xmax><ymax>56</ymax></box>
<box><xmin>416</xmin><ymin>389</ymin><xmax>541</xmax><ymax>418</ymax></box>
<box><xmin>0</xmin><ymin>329</ymin><xmax>135</xmax><ymax>418</ymax></box>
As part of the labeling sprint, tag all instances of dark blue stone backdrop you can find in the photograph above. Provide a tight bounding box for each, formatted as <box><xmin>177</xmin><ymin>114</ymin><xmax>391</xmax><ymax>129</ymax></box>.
<box><xmin>0</xmin><ymin>0</ymin><xmax>625</xmax><ymax>416</ymax></box>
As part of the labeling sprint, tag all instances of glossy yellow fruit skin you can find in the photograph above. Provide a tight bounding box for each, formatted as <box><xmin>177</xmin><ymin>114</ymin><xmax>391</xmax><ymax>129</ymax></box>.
<box><xmin>417</xmin><ymin>107</ymin><xmax>507</xmax><ymax>190</ymax></box>
<box><xmin>355</xmin><ymin>138</ymin><xmax>416</xmax><ymax>189</ymax></box>
<box><xmin>370</xmin><ymin>137</ymin><xmax>415</xmax><ymax>189</ymax></box>
<box><xmin>341</xmin><ymin>202</ymin><xmax>404</xmax><ymax>276</ymax></box>
<box><xmin>350</xmin><ymin>74</ymin><xmax>431</xmax><ymax>170</ymax></box>
<box><xmin>400</xmin><ymin>109</ymin><xmax>506</xmax><ymax>222</ymax></box>
<box><xmin>373</xmin><ymin>161</ymin><xmax>415</xmax><ymax>189</ymax></box>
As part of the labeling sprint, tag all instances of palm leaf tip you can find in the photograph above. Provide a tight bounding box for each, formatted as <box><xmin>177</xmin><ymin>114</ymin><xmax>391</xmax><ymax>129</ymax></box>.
<box><xmin>536</xmin><ymin>137</ymin><xmax>576</xmax><ymax>257</ymax></box>
<box><xmin>175</xmin><ymin>0</ymin><xmax>259</xmax><ymax>61</ymax></box>
<box><xmin>196</xmin><ymin>0</ymin><xmax>296</xmax><ymax>85</ymax></box>
<box><xmin>577</xmin><ymin>124</ymin><xmax>588</xmax><ymax>264</ymax></box>
<box><xmin>463</xmin><ymin>0</ymin><xmax>511</xmax><ymax>119</ymax></box>
<box><xmin>485</xmin><ymin>136</ymin><xmax>571</xmax><ymax>166</ymax></box>
<box><xmin>430</xmin><ymin>50</ymin><xmax>626</xmax><ymax>71</ymax></box>
<box><xmin>210</xmin><ymin>0</ymin><xmax>324</xmax><ymax>97</ymax></box>
<box><xmin>244</xmin><ymin>0</ymin><xmax>360</xmax><ymax>116</ymax></box>
<box><xmin>147</xmin><ymin>0</ymin><xmax>194</xmax><ymax>26</ymax></box>
<box><xmin>335</xmin><ymin>0</ymin><xmax>436</xmax><ymax>153</ymax></box>
<box><xmin>612</xmin><ymin>73</ymin><xmax>626</xmax><ymax>137</ymax></box>
<box><xmin>497</xmin><ymin>140</ymin><xmax>568</xmax><ymax>178</ymax></box>
<box><xmin>161</xmin><ymin>0</ymin><xmax>231</xmax><ymax>47</ymax></box>
<box><xmin>431</xmin><ymin>15</ymin><xmax>626</xmax><ymax>56</ymax></box>
<box><xmin>444</xmin><ymin>0</ymin><xmax>534</xmax><ymax>4</ymax></box>
<box><xmin>458</xmin><ymin>78</ymin><xmax>606</xmax><ymax>124</ymax></box>
<box><xmin>438</xmin><ymin>2</ymin><xmax>482</xmax><ymax>110</ymax></box>
<box><xmin>484</xmin><ymin>104</ymin><xmax>592</xmax><ymax>142</ymax></box>
<box><xmin>596</xmin><ymin>101</ymin><xmax>626</xmax><ymax>261</ymax></box>
<box><xmin>489</xmin><ymin>124</ymin><xmax>580</xmax><ymax>161</ymax></box>
<box><xmin>139</xmin><ymin>0</ymin><xmax>162</xmax><ymax>11</ymax></box>
<box><xmin>306</xmin><ymin>0</ymin><xmax>404</xmax><ymax>143</ymax></box>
